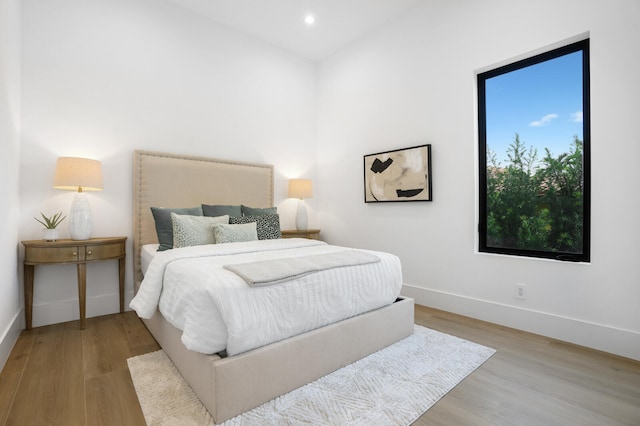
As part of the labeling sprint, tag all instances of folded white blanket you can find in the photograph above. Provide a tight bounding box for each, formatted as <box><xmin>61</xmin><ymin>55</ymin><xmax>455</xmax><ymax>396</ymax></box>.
<box><xmin>223</xmin><ymin>250</ymin><xmax>380</xmax><ymax>286</ymax></box>
<box><xmin>131</xmin><ymin>238</ymin><xmax>325</xmax><ymax>319</ymax></box>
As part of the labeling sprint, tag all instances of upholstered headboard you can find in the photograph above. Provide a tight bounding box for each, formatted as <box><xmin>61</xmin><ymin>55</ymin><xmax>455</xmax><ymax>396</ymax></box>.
<box><xmin>132</xmin><ymin>150</ymin><xmax>274</xmax><ymax>289</ymax></box>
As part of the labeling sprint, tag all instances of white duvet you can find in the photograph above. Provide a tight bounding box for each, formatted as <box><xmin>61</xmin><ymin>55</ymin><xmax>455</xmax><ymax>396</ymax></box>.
<box><xmin>130</xmin><ymin>238</ymin><xmax>402</xmax><ymax>356</ymax></box>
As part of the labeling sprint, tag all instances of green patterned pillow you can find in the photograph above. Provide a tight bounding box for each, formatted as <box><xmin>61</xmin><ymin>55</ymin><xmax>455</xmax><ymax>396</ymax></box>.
<box><xmin>171</xmin><ymin>213</ymin><xmax>229</xmax><ymax>248</ymax></box>
<box><xmin>212</xmin><ymin>222</ymin><xmax>258</xmax><ymax>244</ymax></box>
<box><xmin>229</xmin><ymin>214</ymin><xmax>281</xmax><ymax>240</ymax></box>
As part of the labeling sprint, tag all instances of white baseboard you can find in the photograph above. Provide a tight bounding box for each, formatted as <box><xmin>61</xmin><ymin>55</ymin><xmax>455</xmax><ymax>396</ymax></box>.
<box><xmin>402</xmin><ymin>284</ymin><xmax>640</xmax><ymax>361</ymax></box>
<box><xmin>0</xmin><ymin>309</ymin><xmax>23</xmax><ymax>372</ymax></box>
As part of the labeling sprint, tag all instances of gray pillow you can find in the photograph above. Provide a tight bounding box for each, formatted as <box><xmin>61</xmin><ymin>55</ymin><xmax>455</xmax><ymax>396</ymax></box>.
<box><xmin>213</xmin><ymin>222</ymin><xmax>258</xmax><ymax>244</ymax></box>
<box><xmin>151</xmin><ymin>206</ymin><xmax>203</xmax><ymax>251</ymax></box>
<box><xmin>241</xmin><ymin>205</ymin><xmax>277</xmax><ymax>216</ymax></box>
<box><xmin>230</xmin><ymin>214</ymin><xmax>281</xmax><ymax>240</ymax></box>
<box><xmin>202</xmin><ymin>204</ymin><xmax>242</xmax><ymax>218</ymax></box>
<box><xmin>172</xmin><ymin>213</ymin><xmax>229</xmax><ymax>248</ymax></box>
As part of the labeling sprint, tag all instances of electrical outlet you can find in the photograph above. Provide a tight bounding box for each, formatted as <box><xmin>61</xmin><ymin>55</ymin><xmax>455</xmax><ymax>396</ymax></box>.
<box><xmin>515</xmin><ymin>283</ymin><xmax>527</xmax><ymax>300</ymax></box>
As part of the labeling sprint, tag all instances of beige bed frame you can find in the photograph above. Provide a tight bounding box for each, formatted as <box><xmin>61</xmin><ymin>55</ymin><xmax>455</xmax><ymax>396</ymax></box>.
<box><xmin>132</xmin><ymin>150</ymin><xmax>414</xmax><ymax>423</ymax></box>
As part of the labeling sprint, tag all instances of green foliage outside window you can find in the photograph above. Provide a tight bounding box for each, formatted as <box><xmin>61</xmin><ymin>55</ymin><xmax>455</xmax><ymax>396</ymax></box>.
<box><xmin>486</xmin><ymin>134</ymin><xmax>583</xmax><ymax>253</ymax></box>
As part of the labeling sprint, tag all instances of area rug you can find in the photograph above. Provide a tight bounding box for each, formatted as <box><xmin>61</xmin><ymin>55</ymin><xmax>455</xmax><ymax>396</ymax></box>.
<box><xmin>127</xmin><ymin>325</ymin><xmax>495</xmax><ymax>425</ymax></box>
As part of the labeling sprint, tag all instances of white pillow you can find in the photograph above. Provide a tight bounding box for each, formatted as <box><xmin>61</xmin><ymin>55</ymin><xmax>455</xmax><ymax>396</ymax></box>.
<box><xmin>213</xmin><ymin>222</ymin><xmax>258</xmax><ymax>244</ymax></box>
<box><xmin>172</xmin><ymin>213</ymin><xmax>229</xmax><ymax>248</ymax></box>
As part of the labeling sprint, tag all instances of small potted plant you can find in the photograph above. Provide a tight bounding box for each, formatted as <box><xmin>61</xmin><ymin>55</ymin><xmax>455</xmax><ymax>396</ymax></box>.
<box><xmin>35</xmin><ymin>212</ymin><xmax>66</xmax><ymax>241</ymax></box>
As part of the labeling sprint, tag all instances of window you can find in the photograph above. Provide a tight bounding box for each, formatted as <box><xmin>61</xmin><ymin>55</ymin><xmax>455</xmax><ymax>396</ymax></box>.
<box><xmin>478</xmin><ymin>39</ymin><xmax>590</xmax><ymax>261</ymax></box>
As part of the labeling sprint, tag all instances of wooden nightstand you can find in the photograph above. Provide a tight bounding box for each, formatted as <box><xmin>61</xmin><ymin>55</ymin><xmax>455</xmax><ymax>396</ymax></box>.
<box><xmin>22</xmin><ymin>236</ymin><xmax>127</xmax><ymax>330</ymax></box>
<box><xmin>281</xmin><ymin>229</ymin><xmax>321</xmax><ymax>240</ymax></box>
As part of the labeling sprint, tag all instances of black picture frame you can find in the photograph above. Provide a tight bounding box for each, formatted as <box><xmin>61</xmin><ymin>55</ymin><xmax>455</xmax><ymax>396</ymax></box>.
<box><xmin>364</xmin><ymin>144</ymin><xmax>432</xmax><ymax>203</ymax></box>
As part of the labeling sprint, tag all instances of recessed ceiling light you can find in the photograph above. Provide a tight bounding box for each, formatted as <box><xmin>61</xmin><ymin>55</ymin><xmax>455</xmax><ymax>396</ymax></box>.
<box><xmin>304</xmin><ymin>14</ymin><xmax>315</xmax><ymax>25</ymax></box>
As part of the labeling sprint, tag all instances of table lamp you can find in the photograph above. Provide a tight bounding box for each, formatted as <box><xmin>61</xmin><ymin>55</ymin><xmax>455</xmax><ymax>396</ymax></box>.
<box><xmin>288</xmin><ymin>179</ymin><xmax>313</xmax><ymax>231</ymax></box>
<box><xmin>53</xmin><ymin>157</ymin><xmax>103</xmax><ymax>240</ymax></box>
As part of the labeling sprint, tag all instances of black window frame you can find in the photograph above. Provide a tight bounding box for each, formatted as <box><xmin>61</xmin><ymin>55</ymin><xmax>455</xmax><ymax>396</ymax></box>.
<box><xmin>477</xmin><ymin>39</ymin><xmax>591</xmax><ymax>262</ymax></box>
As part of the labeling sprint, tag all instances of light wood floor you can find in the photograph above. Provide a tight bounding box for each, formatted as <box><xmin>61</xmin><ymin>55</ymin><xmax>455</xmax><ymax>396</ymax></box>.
<box><xmin>1</xmin><ymin>306</ymin><xmax>638</xmax><ymax>425</ymax></box>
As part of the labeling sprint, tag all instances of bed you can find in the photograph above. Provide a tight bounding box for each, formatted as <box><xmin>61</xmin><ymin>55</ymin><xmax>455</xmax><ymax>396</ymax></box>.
<box><xmin>131</xmin><ymin>150</ymin><xmax>415</xmax><ymax>423</ymax></box>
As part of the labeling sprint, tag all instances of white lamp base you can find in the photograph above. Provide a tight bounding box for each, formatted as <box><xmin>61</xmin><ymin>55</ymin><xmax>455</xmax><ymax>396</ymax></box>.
<box><xmin>295</xmin><ymin>199</ymin><xmax>308</xmax><ymax>231</ymax></box>
<box><xmin>68</xmin><ymin>192</ymin><xmax>92</xmax><ymax>240</ymax></box>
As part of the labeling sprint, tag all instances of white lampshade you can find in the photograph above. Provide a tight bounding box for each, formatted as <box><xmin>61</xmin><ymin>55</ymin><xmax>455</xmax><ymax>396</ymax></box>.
<box><xmin>53</xmin><ymin>157</ymin><xmax>103</xmax><ymax>240</ymax></box>
<box><xmin>53</xmin><ymin>157</ymin><xmax>103</xmax><ymax>192</ymax></box>
<box><xmin>288</xmin><ymin>179</ymin><xmax>313</xmax><ymax>199</ymax></box>
<box><xmin>288</xmin><ymin>179</ymin><xmax>312</xmax><ymax>231</ymax></box>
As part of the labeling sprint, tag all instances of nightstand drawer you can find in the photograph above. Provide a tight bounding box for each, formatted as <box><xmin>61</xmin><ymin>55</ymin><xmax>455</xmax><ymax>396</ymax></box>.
<box><xmin>85</xmin><ymin>242</ymin><xmax>125</xmax><ymax>261</ymax></box>
<box><xmin>25</xmin><ymin>246</ymin><xmax>80</xmax><ymax>263</ymax></box>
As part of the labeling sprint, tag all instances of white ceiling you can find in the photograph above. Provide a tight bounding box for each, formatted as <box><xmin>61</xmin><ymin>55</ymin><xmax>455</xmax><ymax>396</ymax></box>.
<box><xmin>166</xmin><ymin>0</ymin><xmax>425</xmax><ymax>61</ymax></box>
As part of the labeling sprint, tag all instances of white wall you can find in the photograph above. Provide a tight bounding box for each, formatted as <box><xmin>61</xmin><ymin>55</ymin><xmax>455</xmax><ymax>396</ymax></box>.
<box><xmin>0</xmin><ymin>0</ymin><xmax>21</xmax><ymax>368</ymax></box>
<box><xmin>19</xmin><ymin>0</ymin><xmax>317</xmax><ymax>327</ymax></box>
<box><xmin>317</xmin><ymin>0</ymin><xmax>640</xmax><ymax>360</ymax></box>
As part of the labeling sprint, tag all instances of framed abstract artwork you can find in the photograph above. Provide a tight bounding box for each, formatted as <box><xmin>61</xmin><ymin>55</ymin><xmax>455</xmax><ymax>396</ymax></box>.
<box><xmin>364</xmin><ymin>144</ymin><xmax>432</xmax><ymax>203</ymax></box>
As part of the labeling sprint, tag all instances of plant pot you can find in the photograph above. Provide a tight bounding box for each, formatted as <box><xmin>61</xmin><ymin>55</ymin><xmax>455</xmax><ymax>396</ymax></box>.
<box><xmin>42</xmin><ymin>228</ymin><xmax>59</xmax><ymax>242</ymax></box>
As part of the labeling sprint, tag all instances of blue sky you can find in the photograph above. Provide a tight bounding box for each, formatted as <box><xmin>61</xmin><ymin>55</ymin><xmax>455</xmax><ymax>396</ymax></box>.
<box><xmin>485</xmin><ymin>50</ymin><xmax>584</xmax><ymax>166</ymax></box>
